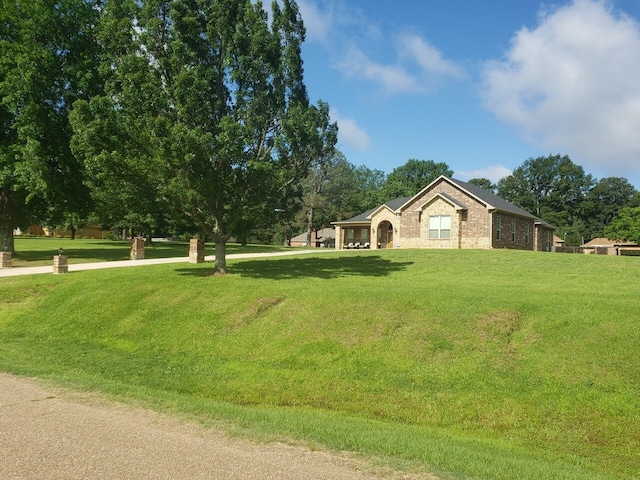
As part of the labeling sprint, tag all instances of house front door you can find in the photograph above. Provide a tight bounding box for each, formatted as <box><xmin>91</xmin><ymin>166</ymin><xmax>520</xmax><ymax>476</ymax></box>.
<box><xmin>387</xmin><ymin>230</ymin><xmax>393</xmax><ymax>249</ymax></box>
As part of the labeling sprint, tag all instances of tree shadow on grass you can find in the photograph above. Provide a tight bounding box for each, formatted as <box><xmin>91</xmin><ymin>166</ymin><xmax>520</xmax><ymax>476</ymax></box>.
<box><xmin>176</xmin><ymin>255</ymin><xmax>413</xmax><ymax>280</ymax></box>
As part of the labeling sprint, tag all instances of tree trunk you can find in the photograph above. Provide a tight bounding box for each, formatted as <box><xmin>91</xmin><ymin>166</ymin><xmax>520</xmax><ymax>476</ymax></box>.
<box><xmin>0</xmin><ymin>188</ymin><xmax>16</xmax><ymax>253</ymax></box>
<box><xmin>214</xmin><ymin>238</ymin><xmax>227</xmax><ymax>275</ymax></box>
<box><xmin>306</xmin><ymin>206</ymin><xmax>313</xmax><ymax>246</ymax></box>
<box><xmin>70</xmin><ymin>226</ymin><xmax>77</xmax><ymax>240</ymax></box>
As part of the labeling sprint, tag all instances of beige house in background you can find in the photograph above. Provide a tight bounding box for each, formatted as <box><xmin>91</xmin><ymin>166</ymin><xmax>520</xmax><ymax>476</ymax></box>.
<box><xmin>581</xmin><ymin>238</ymin><xmax>639</xmax><ymax>255</ymax></box>
<box><xmin>333</xmin><ymin>176</ymin><xmax>555</xmax><ymax>251</ymax></box>
<box><xmin>290</xmin><ymin>228</ymin><xmax>336</xmax><ymax>248</ymax></box>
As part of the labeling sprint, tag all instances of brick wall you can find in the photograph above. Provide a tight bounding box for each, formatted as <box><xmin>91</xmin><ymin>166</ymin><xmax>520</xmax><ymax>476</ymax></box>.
<box><xmin>492</xmin><ymin>214</ymin><xmax>535</xmax><ymax>250</ymax></box>
<box><xmin>371</xmin><ymin>208</ymin><xmax>399</xmax><ymax>248</ymax></box>
<box><xmin>396</xmin><ymin>179</ymin><xmax>493</xmax><ymax>250</ymax></box>
<box><xmin>534</xmin><ymin>225</ymin><xmax>553</xmax><ymax>252</ymax></box>
<box><xmin>338</xmin><ymin>178</ymin><xmax>549</xmax><ymax>252</ymax></box>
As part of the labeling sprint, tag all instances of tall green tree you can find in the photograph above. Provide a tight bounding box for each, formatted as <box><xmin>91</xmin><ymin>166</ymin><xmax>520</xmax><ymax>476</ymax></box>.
<box><xmin>467</xmin><ymin>177</ymin><xmax>496</xmax><ymax>192</ymax></box>
<box><xmin>298</xmin><ymin>117</ymin><xmax>340</xmax><ymax>245</ymax></box>
<box><xmin>497</xmin><ymin>155</ymin><xmax>594</xmax><ymax>242</ymax></box>
<box><xmin>580</xmin><ymin>177</ymin><xmax>638</xmax><ymax>240</ymax></box>
<box><xmin>605</xmin><ymin>207</ymin><xmax>640</xmax><ymax>243</ymax></box>
<box><xmin>72</xmin><ymin>0</ymin><xmax>331</xmax><ymax>274</ymax></box>
<box><xmin>0</xmin><ymin>0</ymin><xmax>100</xmax><ymax>252</ymax></box>
<box><xmin>382</xmin><ymin>159</ymin><xmax>453</xmax><ymax>199</ymax></box>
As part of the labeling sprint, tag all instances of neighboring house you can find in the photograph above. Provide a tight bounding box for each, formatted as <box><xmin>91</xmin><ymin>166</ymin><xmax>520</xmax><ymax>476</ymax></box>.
<box><xmin>581</xmin><ymin>238</ymin><xmax>639</xmax><ymax>255</ymax></box>
<box><xmin>290</xmin><ymin>228</ymin><xmax>336</xmax><ymax>248</ymax></box>
<box><xmin>332</xmin><ymin>176</ymin><xmax>555</xmax><ymax>251</ymax></box>
<box><xmin>553</xmin><ymin>235</ymin><xmax>566</xmax><ymax>247</ymax></box>
<box><xmin>14</xmin><ymin>225</ymin><xmax>108</xmax><ymax>239</ymax></box>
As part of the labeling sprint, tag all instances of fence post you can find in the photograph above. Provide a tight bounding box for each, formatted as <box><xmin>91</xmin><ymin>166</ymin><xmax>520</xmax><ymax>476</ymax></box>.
<box><xmin>53</xmin><ymin>254</ymin><xmax>68</xmax><ymax>275</ymax></box>
<box><xmin>130</xmin><ymin>237</ymin><xmax>145</xmax><ymax>260</ymax></box>
<box><xmin>0</xmin><ymin>250</ymin><xmax>11</xmax><ymax>269</ymax></box>
<box><xmin>189</xmin><ymin>238</ymin><xmax>205</xmax><ymax>264</ymax></box>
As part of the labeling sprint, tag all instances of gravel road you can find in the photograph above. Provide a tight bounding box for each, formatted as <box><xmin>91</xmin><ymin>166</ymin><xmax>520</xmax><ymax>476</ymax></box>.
<box><xmin>0</xmin><ymin>373</ymin><xmax>429</xmax><ymax>480</ymax></box>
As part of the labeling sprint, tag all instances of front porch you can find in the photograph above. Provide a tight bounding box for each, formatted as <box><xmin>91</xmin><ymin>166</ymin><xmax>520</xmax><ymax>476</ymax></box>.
<box><xmin>334</xmin><ymin>221</ymin><xmax>396</xmax><ymax>250</ymax></box>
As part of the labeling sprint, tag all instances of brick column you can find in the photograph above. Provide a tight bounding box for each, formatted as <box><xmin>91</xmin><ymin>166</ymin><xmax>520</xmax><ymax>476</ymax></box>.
<box><xmin>53</xmin><ymin>255</ymin><xmax>68</xmax><ymax>275</ymax></box>
<box><xmin>335</xmin><ymin>226</ymin><xmax>342</xmax><ymax>250</ymax></box>
<box><xmin>130</xmin><ymin>237</ymin><xmax>145</xmax><ymax>260</ymax></box>
<box><xmin>0</xmin><ymin>251</ymin><xmax>11</xmax><ymax>269</ymax></box>
<box><xmin>189</xmin><ymin>238</ymin><xmax>205</xmax><ymax>263</ymax></box>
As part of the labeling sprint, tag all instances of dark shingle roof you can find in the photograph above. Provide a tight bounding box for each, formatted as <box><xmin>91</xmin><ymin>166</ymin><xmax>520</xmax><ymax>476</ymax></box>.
<box><xmin>336</xmin><ymin>207</ymin><xmax>377</xmax><ymax>224</ymax></box>
<box><xmin>435</xmin><ymin>192</ymin><xmax>467</xmax><ymax>210</ymax></box>
<box><xmin>385</xmin><ymin>197</ymin><xmax>411</xmax><ymax>211</ymax></box>
<box><xmin>449</xmin><ymin>178</ymin><xmax>536</xmax><ymax>219</ymax></box>
<box><xmin>334</xmin><ymin>197</ymin><xmax>410</xmax><ymax>224</ymax></box>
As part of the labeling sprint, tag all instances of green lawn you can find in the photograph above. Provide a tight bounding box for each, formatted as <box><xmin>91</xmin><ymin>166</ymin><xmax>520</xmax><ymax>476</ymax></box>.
<box><xmin>1</xmin><ymin>244</ymin><xmax>638</xmax><ymax>479</ymax></box>
<box><xmin>10</xmin><ymin>237</ymin><xmax>289</xmax><ymax>266</ymax></box>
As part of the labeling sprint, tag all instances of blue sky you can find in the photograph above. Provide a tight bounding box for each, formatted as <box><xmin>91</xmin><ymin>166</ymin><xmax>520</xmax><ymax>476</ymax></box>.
<box><xmin>295</xmin><ymin>0</ymin><xmax>640</xmax><ymax>189</ymax></box>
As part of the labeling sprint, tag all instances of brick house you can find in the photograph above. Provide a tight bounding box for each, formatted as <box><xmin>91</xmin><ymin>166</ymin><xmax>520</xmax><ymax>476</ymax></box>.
<box><xmin>332</xmin><ymin>176</ymin><xmax>555</xmax><ymax>251</ymax></box>
<box><xmin>290</xmin><ymin>228</ymin><xmax>336</xmax><ymax>248</ymax></box>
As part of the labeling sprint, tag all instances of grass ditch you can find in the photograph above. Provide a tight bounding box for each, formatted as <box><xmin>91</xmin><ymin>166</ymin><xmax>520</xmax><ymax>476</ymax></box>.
<box><xmin>1</xmin><ymin>244</ymin><xmax>638</xmax><ymax>479</ymax></box>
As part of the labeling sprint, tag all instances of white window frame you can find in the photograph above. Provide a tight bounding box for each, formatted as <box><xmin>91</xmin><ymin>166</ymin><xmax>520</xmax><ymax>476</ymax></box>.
<box><xmin>428</xmin><ymin>215</ymin><xmax>451</xmax><ymax>239</ymax></box>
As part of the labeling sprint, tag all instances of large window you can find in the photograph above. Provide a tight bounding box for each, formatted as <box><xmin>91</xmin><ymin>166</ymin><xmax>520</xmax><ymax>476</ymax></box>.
<box><xmin>360</xmin><ymin>228</ymin><xmax>368</xmax><ymax>243</ymax></box>
<box><xmin>511</xmin><ymin>219</ymin><xmax>516</xmax><ymax>242</ymax></box>
<box><xmin>429</xmin><ymin>215</ymin><xmax>451</xmax><ymax>239</ymax></box>
<box><xmin>496</xmin><ymin>216</ymin><xmax>501</xmax><ymax>240</ymax></box>
<box><xmin>525</xmin><ymin>224</ymin><xmax>530</xmax><ymax>244</ymax></box>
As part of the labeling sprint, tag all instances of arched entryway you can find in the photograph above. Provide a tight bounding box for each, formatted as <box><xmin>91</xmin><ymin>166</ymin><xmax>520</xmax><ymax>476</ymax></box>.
<box><xmin>377</xmin><ymin>221</ymin><xmax>394</xmax><ymax>248</ymax></box>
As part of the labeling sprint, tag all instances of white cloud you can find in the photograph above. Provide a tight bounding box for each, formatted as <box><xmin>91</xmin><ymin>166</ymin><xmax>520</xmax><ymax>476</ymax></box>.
<box><xmin>334</xmin><ymin>35</ymin><xmax>465</xmax><ymax>96</ymax></box>
<box><xmin>398</xmin><ymin>33</ymin><xmax>465</xmax><ymax>80</ymax></box>
<box><xmin>330</xmin><ymin>108</ymin><xmax>372</xmax><ymax>150</ymax></box>
<box><xmin>482</xmin><ymin>0</ymin><xmax>640</xmax><ymax>175</ymax></box>
<box><xmin>456</xmin><ymin>165</ymin><xmax>513</xmax><ymax>184</ymax></box>
<box><xmin>297</xmin><ymin>0</ymin><xmax>333</xmax><ymax>43</ymax></box>
<box><xmin>335</xmin><ymin>44</ymin><xmax>423</xmax><ymax>95</ymax></box>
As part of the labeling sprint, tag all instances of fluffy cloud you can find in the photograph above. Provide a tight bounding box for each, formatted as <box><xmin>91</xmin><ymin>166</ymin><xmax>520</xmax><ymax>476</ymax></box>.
<box><xmin>398</xmin><ymin>33</ymin><xmax>465</xmax><ymax>80</ymax></box>
<box><xmin>482</xmin><ymin>0</ymin><xmax>640</xmax><ymax>175</ymax></box>
<box><xmin>335</xmin><ymin>45</ymin><xmax>424</xmax><ymax>95</ymax></box>
<box><xmin>297</xmin><ymin>0</ymin><xmax>333</xmax><ymax>43</ymax></box>
<box><xmin>335</xmin><ymin>35</ymin><xmax>464</xmax><ymax>96</ymax></box>
<box><xmin>456</xmin><ymin>165</ymin><xmax>513</xmax><ymax>184</ymax></box>
<box><xmin>330</xmin><ymin>108</ymin><xmax>372</xmax><ymax>150</ymax></box>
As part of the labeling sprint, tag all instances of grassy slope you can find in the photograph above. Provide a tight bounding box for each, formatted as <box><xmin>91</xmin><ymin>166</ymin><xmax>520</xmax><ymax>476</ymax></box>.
<box><xmin>1</xmin><ymin>247</ymin><xmax>638</xmax><ymax>479</ymax></box>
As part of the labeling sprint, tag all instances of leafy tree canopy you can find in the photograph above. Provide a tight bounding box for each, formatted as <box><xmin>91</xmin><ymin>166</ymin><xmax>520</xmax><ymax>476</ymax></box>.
<box><xmin>0</xmin><ymin>0</ymin><xmax>100</xmax><ymax>252</ymax></box>
<box><xmin>382</xmin><ymin>159</ymin><xmax>453</xmax><ymax>199</ymax></box>
<box><xmin>467</xmin><ymin>178</ymin><xmax>496</xmax><ymax>192</ymax></box>
<box><xmin>605</xmin><ymin>207</ymin><xmax>640</xmax><ymax>243</ymax></box>
<box><xmin>72</xmin><ymin>0</ymin><xmax>333</xmax><ymax>273</ymax></box>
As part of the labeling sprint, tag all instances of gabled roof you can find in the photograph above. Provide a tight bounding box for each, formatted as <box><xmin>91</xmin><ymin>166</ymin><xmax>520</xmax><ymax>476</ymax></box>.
<box><xmin>366</xmin><ymin>196</ymin><xmax>411</xmax><ymax>219</ymax></box>
<box><xmin>332</xmin><ymin>197</ymin><xmax>410</xmax><ymax>225</ymax></box>
<box><xmin>416</xmin><ymin>192</ymin><xmax>467</xmax><ymax>211</ymax></box>
<box><xmin>400</xmin><ymin>176</ymin><xmax>554</xmax><ymax>228</ymax></box>
<box><xmin>333</xmin><ymin>176</ymin><xmax>555</xmax><ymax>230</ymax></box>
<box><xmin>333</xmin><ymin>207</ymin><xmax>376</xmax><ymax>224</ymax></box>
<box><xmin>403</xmin><ymin>176</ymin><xmax>535</xmax><ymax>219</ymax></box>
<box><xmin>386</xmin><ymin>196</ymin><xmax>412</xmax><ymax>211</ymax></box>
